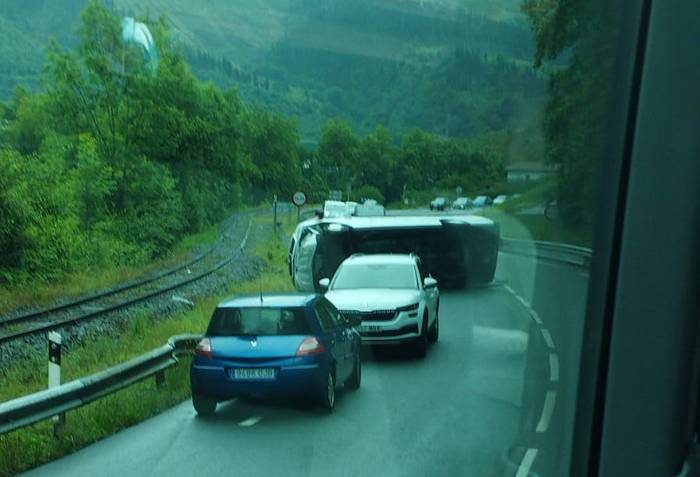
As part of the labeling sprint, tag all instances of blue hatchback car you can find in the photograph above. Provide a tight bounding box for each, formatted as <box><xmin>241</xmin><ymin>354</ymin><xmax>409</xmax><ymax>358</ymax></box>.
<box><xmin>190</xmin><ymin>293</ymin><xmax>362</xmax><ymax>415</ymax></box>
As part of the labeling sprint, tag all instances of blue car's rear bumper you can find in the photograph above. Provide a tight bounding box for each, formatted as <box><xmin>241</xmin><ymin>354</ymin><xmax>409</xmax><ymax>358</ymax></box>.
<box><xmin>190</xmin><ymin>356</ymin><xmax>327</xmax><ymax>401</ymax></box>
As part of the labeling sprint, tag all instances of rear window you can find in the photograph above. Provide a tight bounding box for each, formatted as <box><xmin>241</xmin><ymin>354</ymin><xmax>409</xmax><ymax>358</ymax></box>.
<box><xmin>207</xmin><ymin>307</ymin><xmax>311</xmax><ymax>336</ymax></box>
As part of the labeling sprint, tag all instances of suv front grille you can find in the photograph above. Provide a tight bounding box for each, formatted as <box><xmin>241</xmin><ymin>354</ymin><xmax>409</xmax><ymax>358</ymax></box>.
<box><xmin>341</xmin><ymin>310</ymin><xmax>397</xmax><ymax>322</ymax></box>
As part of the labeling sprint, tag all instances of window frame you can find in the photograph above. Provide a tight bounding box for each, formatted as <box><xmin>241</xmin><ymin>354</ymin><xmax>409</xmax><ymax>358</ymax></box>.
<box><xmin>573</xmin><ymin>0</ymin><xmax>700</xmax><ymax>475</ymax></box>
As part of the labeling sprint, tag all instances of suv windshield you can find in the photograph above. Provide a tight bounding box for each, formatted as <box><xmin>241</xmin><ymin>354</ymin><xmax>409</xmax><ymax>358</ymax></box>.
<box><xmin>207</xmin><ymin>307</ymin><xmax>311</xmax><ymax>336</ymax></box>
<box><xmin>332</xmin><ymin>262</ymin><xmax>417</xmax><ymax>290</ymax></box>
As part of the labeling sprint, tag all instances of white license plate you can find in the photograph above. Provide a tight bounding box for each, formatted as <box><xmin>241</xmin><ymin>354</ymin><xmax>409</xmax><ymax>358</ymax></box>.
<box><xmin>360</xmin><ymin>325</ymin><xmax>382</xmax><ymax>333</ymax></box>
<box><xmin>230</xmin><ymin>368</ymin><xmax>276</xmax><ymax>380</ymax></box>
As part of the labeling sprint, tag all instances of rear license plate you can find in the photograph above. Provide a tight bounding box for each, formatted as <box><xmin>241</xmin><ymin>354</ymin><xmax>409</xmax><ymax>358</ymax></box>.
<box><xmin>360</xmin><ymin>325</ymin><xmax>382</xmax><ymax>333</ymax></box>
<box><xmin>230</xmin><ymin>368</ymin><xmax>276</xmax><ymax>380</ymax></box>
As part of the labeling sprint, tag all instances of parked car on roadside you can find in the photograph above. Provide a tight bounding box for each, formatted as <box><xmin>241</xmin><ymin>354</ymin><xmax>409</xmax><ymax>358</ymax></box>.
<box><xmin>472</xmin><ymin>195</ymin><xmax>492</xmax><ymax>207</ymax></box>
<box><xmin>452</xmin><ymin>197</ymin><xmax>472</xmax><ymax>210</ymax></box>
<box><xmin>190</xmin><ymin>293</ymin><xmax>362</xmax><ymax>415</ymax></box>
<box><xmin>493</xmin><ymin>195</ymin><xmax>508</xmax><ymax>205</ymax></box>
<box><xmin>429</xmin><ymin>197</ymin><xmax>450</xmax><ymax>211</ymax></box>
<box><xmin>320</xmin><ymin>253</ymin><xmax>439</xmax><ymax>358</ymax></box>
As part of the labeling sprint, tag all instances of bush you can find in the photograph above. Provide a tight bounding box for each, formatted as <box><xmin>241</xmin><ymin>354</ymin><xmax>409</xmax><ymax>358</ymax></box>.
<box><xmin>352</xmin><ymin>185</ymin><xmax>384</xmax><ymax>204</ymax></box>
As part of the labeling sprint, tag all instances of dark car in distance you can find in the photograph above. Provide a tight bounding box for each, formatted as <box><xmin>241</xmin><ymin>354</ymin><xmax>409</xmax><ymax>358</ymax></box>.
<box><xmin>190</xmin><ymin>293</ymin><xmax>362</xmax><ymax>415</ymax></box>
<box><xmin>429</xmin><ymin>197</ymin><xmax>450</xmax><ymax>211</ymax></box>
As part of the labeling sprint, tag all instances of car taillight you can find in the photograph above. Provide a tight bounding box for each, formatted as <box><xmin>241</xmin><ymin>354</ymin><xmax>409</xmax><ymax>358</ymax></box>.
<box><xmin>296</xmin><ymin>337</ymin><xmax>325</xmax><ymax>356</ymax></box>
<box><xmin>195</xmin><ymin>338</ymin><xmax>213</xmax><ymax>359</ymax></box>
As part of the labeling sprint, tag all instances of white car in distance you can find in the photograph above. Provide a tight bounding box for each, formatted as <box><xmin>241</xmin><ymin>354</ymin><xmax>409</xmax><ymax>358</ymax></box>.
<box><xmin>319</xmin><ymin>254</ymin><xmax>439</xmax><ymax>357</ymax></box>
<box><xmin>493</xmin><ymin>195</ymin><xmax>508</xmax><ymax>205</ymax></box>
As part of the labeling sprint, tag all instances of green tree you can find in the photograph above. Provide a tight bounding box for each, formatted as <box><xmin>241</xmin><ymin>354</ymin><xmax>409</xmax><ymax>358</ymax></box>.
<box><xmin>317</xmin><ymin>118</ymin><xmax>360</xmax><ymax>190</ymax></box>
<box><xmin>116</xmin><ymin>156</ymin><xmax>183</xmax><ymax>257</ymax></box>
<box><xmin>0</xmin><ymin>150</ymin><xmax>30</xmax><ymax>274</ymax></box>
<box><xmin>242</xmin><ymin>108</ymin><xmax>303</xmax><ymax>200</ymax></box>
<box><xmin>396</xmin><ymin>129</ymin><xmax>448</xmax><ymax>191</ymax></box>
<box><xmin>522</xmin><ymin>0</ymin><xmax>620</xmax><ymax>228</ymax></box>
<box><xmin>358</xmin><ymin>126</ymin><xmax>397</xmax><ymax>201</ymax></box>
<box><xmin>71</xmin><ymin>133</ymin><xmax>116</xmax><ymax>229</ymax></box>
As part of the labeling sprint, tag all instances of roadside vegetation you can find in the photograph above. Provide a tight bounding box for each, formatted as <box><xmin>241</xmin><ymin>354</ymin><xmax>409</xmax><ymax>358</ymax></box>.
<box><xmin>484</xmin><ymin>208</ymin><xmax>592</xmax><ymax>247</ymax></box>
<box><xmin>0</xmin><ymin>221</ymin><xmax>221</xmax><ymax>315</ymax></box>
<box><xmin>0</xmin><ymin>1</ymin><xmax>514</xmax><ymax>302</ymax></box>
<box><xmin>0</xmin><ymin>220</ymin><xmax>293</xmax><ymax>477</ymax></box>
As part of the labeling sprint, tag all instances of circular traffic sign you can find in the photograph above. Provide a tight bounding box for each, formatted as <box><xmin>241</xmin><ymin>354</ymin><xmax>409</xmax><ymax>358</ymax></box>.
<box><xmin>292</xmin><ymin>191</ymin><xmax>307</xmax><ymax>207</ymax></box>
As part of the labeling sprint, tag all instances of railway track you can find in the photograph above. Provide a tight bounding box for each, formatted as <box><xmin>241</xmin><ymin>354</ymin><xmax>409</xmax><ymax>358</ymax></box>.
<box><xmin>0</xmin><ymin>218</ymin><xmax>252</xmax><ymax>346</ymax></box>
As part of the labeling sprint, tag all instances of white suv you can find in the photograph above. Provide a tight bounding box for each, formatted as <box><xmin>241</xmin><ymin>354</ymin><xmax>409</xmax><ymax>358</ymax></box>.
<box><xmin>319</xmin><ymin>254</ymin><xmax>439</xmax><ymax>357</ymax></box>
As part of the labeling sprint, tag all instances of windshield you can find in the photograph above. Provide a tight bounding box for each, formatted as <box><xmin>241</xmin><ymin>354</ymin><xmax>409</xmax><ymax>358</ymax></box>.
<box><xmin>207</xmin><ymin>307</ymin><xmax>311</xmax><ymax>336</ymax></box>
<box><xmin>0</xmin><ymin>0</ymin><xmax>623</xmax><ymax>475</ymax></box>
<box><xmin>332</xmin><ymin>263</ymin><xmax>417</xmax><ymax>290</ymax></box>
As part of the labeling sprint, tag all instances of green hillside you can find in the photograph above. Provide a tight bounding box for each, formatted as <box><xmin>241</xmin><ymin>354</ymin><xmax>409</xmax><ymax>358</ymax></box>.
<box><xmin>0</xmin><ymin>0</ymin><xmax>542</xmax><ymax>140</ymax></box>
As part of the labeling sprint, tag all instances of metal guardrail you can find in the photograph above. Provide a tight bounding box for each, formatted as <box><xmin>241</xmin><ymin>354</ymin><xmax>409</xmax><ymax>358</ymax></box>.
<box><xmin>0</xmin><ymin>334</ymin><xmax>202</xmax><ymax>436</ymax></box>
<box><xmin>500</xmin><ymin>238</ymin><xmax>592</xmax><ymax>269</ymax></box>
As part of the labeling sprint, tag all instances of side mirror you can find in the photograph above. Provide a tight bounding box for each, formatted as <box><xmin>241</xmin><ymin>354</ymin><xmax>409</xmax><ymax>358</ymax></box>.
<box><xmin>318</xmin><ymin>278</ymin><xmax>330</xmax><ymax>291</ymax></box>
<box><xmin>423</xmin><ymin>277</ymin><xmax>438</xmax><ymax>289</ymax></box>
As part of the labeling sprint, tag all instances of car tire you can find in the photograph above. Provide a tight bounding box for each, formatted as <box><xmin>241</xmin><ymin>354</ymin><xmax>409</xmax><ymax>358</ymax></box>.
<box><xmin>428</xmin><ymin>305</ymin><xmax>439</xmax><ymax>343</ymax></box>
<box><xmin>415</xmin><ymin>314</ymin><xmax>428</xmax><ymax>358</ymax></box>
<box><xmin>319</xmin><ymin>369</ymin><xmax>336</xmax><ymax>412</ymax></box>
<box><xmin>346</xmin><ymin>352</ymin><xmax>361</xmax><ymax>390</ymax></box>
<box><xmin>192</xmin><ymin>393</ymin><xmax>217</xmax><ymax>417</ymax></box>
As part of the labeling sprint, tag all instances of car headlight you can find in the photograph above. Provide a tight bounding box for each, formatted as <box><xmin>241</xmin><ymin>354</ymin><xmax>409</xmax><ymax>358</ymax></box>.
<box><xmin>396</xmin><ymin>303</ymin><xmax>419</xmax><ymax>312</ymax></box>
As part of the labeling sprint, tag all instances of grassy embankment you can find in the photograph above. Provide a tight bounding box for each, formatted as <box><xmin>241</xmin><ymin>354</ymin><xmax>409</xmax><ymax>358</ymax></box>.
<box><xmin>0</xmin><ymin>215</ymin><xmax>294</xmax><ymax>477</ymax></box>
<box><xmin>0</xmin><ymin>223</ymin><xmax>222</xmax><ymax>316</ymax></box>
<box><xmin>479</xmin><ymin>180</ymin><xmax>592</xmax><ymax>247</ymax></box>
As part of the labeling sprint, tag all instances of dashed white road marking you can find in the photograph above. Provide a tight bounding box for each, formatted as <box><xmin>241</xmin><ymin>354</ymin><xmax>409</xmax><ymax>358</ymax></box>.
<box><xmin>503</xmin><ymin>281</ymin><xmax>559</xmax><ymax>437</ymax></box>
<box><xmin>238</xmin><ymin>416</ymin><xmax>263</xmax><ymax>427</ymax></box>
<box><xmin>541</xmin><ymin>328</ymin><xmax>555</xmax><ymax>349</ymax></box>
<box><xmin>503</xmin><ymin>284</ymin><xmax>543</xmax><ymax>325</ymax></box>
<box><xmin>549</xmin><ymin>353</ymin><xmax>560</xmax><ymax>383</ymax></box>
<box><xmin>536</xmin><ymin>391</ymin><xmax>557</xmax><ymax>432</ymax></box>
<box><xmin>516</xmin><ymin>448</ymin><xmax>538</xmax><ymax>477</ymax></box>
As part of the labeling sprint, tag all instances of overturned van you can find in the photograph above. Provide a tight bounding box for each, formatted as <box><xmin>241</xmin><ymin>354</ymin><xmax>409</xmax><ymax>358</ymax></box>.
<box><xmin>288</xmin><ymin>215</ymin><xmax>500</xmax><ymax>292</ymax></box>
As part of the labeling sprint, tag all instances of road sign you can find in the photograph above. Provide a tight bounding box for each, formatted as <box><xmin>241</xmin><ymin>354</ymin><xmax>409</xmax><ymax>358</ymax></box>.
<box><xmin>456</xmin><ymin>186</ymin><xmax>463</xmax><ymax>194</ymax></box>
<box><xmin>292</xmin><ymin>191</ymin><xmax>307</xmax><ymax>207</ymax></box>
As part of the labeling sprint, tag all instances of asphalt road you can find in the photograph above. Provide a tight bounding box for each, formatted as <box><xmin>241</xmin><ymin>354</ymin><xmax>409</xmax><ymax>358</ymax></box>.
<box><xmin>23</xmin><ymin>251</ymin><xmax>588</xmax><ymax>477</ymax></box>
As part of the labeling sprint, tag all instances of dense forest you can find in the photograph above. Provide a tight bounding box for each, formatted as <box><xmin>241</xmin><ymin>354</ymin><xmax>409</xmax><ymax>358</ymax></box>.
<box><xmin>0</xmin><ymin>1</ymin><xmax>508</xmax><ymax>283</ymax></box>
<box><xmin>0</xmin><ymin>0</ymin><xmax>544</xmax><ymax>140</ymax></box>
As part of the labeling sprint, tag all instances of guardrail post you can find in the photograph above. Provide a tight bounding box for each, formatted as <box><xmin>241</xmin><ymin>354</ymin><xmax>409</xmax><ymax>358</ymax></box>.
<box><xmin>48</xmin><ymin>331</ymin><xmax>65</xmax><ymax>437</ymax></box>
<box><xmin>155</xmin><ymin>370</ymin><xmax>166</xmax><ymax>388</ymax></box>
<box><xmin>273</xmin><ymin>194</ymin><xmax>278</xmax><ymax>233</ymax></box>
